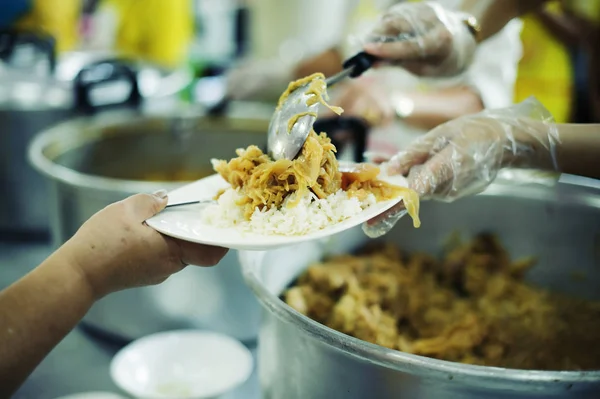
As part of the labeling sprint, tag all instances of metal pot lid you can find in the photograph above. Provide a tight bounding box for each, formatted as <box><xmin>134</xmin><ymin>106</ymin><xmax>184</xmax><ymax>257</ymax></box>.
<box><xmin>0</xmin><ymin>31</ymin><xmax>191</xmax><ymax>111</ymax></box>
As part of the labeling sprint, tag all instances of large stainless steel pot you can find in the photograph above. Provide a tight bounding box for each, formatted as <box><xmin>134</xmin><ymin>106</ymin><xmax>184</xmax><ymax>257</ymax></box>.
<box><xmin>0</xmin><ymin>30</ymin><xmax>190</xmax><ymax>236</ymax></box>
<box><xmin>241</xmin><ymin>177</ymin><xmax>600</xmax><ymax>398</ymax></box>
<box><xmin>28</xmin><ymin>106</ymin><xmax>272</xmax><ymax>342</ymax></box>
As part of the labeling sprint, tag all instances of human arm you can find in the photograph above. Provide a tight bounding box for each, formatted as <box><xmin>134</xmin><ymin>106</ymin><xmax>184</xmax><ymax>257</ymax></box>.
<box><xmin>293</xmin><ymin>47</ymin><xmax>344</xmax><ymax>80</ymax></box>
<box><xmin>388</xmin><ymin>101</ymin><xmax>600</xmax><ymax>198</ymax></box>
<box><xmin>393</xmin><ymin>87</ymin><xmax>483</xmax><ymax>130</ymax></box>
<box><xmin>0</xmin><ymin>192</ymin><xmax>227</xmax><ymax>397</ymax></box>
<box><xmin>363</xmin><ymin>98</ymin><xmax>600</xmax><ymax>237</ymax></box>
<box><xmin>554</xmin><ymin>123</ymin><xmax>600</xmax><ymax>178</ymax></box>
<box><xmin>459</xmin><ymin>0</ymin><xmax>548</xmax><ymax>42</ymax></box>
<box><xmin>326</xmin><ymin>77</ymin><xmax>483</xmax><ymax>130</ymax></box>
<box><xmin>0</xmin><ymin>250</ymin><xmax>95</xmax><ymax>396</ymax></box>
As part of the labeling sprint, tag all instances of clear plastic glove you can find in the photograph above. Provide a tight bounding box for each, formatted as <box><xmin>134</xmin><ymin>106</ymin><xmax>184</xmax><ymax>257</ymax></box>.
<box><xmin>62</xmin><ymin>191</ymin><xmax>228</xmax><ymax>299</ymax></box>
<box><xmin>358</xmin><ymin>1</ymin><xmax>477</xmax><ymax>77</ymax></box>
<box><xmin>224</xmin><ymin>57</ymin><xmax>294</xmax><ymax>101</ymax></box>
<box><xmin>362</xmin><ymin>97</ymin><xmax>560</xmax><ymax>238</ymax></box>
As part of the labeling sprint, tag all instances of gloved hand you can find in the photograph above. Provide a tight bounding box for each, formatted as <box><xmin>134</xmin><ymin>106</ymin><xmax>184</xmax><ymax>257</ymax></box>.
<box><xmin>62</xmin><ymin>191</ymin><xmax>228</xmax><ymax>298</ymax></box>
<box><xmin>224</xmin><ymin>57</ymin><xmax>295</xmax><ymax>101</ymax></box>
<box><xmin>359</xmin><ymin>1</ymin><xmax>477</xmax><ymax>77</ymax></box>
<box><xmin>362</xmin><ymin>97</ymin><xmax>560</xmax><ymax>238</ymax></box>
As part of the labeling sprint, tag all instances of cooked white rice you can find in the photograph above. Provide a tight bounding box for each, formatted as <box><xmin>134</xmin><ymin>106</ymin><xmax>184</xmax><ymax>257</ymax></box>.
<box><xmin>202</xmin><ymin>187</ymin><xmax>376</xmax><ymax>236</ymax></box>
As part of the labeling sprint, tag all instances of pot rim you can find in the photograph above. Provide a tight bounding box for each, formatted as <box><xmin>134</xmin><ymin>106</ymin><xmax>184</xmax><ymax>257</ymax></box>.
<box><xmin>27</xmin><ymin>109</ymin><xmax>269</xmax><ymax>194</ymax></box>
<box><xmin>242</xmin><ymin>183</ymin><xmax>600</xmax><ymax>391</ymax></box>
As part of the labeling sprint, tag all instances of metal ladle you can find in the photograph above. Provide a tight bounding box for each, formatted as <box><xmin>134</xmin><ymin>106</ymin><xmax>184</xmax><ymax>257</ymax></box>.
<box><xmin>267</xmin><ymin>52</ymin><xmax>379</xmax><ymax>161</ymax></box>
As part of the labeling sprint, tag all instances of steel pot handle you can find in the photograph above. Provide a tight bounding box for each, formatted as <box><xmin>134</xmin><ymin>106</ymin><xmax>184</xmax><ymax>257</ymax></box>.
<box><xmin>0</xmin><ymin>28</ymin><xmax>56</xmax><ymax>72</ymax></box>
<box><xmin>313</xmin><ymin>117</ymin><xmax>368</xmax><ymax>163</ymax></box>
<box><xmin>74</xmin><ymin>58</ymin><xmax>142</xmax><ymax>114</ymax></box>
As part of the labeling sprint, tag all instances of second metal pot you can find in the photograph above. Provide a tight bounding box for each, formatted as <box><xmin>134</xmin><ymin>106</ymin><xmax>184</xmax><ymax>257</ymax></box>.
<box><xmin>241</xmin><ymin>178</ymin><xmax>600</xmax><ymax>398</ymax></box>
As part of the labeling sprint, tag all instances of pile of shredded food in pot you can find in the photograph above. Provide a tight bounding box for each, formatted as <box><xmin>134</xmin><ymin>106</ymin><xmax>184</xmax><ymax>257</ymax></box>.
<box><xmin>202</xmin><ymin>73</ymin><xmax>420</xmax><ymax>236</ymax></box>
<box><xmin>283</xmin><ymin>233</ymin><xmax>600</xmax><ymax>371</ymax></box>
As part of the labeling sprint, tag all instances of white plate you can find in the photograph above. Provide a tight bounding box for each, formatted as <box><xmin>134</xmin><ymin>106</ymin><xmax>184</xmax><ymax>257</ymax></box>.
<box><xmin>146</xmin><ymin>172</ymin><xmax>408</xmax><ymax>251</ymax></box>
<box><xmin>110</xmin><ymin>330</ymin><xmax>253</xmax><ymax>399</ymax></box>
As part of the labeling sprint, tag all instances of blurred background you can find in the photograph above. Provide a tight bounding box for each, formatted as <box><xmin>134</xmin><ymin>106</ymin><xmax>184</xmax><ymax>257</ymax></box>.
<box><xmin>0</xmin><ymin>0</ymin><xmax>598</xmax><ymax>398</ymax></box>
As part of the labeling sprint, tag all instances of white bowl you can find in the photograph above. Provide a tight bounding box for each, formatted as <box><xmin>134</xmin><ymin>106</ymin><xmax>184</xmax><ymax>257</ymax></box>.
<box><xmin>110</xmin><ymin>330</ymin><xmax>253</xmax><ymax>398</ymax></box>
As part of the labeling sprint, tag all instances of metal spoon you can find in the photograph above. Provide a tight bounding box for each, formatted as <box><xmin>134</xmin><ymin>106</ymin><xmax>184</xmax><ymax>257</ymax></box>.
<box><xmin>267</xmin><ymin>52</ymin><xmax>379</xmax><ymax>161</ymax></box>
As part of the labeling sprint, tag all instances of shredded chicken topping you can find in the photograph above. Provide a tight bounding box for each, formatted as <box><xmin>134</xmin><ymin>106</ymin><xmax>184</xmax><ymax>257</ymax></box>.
<box><xmin>212</xmin><ymin>131</ymin><xmax>341</xmax><ymax>219</ymax></box>
<box><xmin>284</xmin><ymin>233</ymin><xmax>600</xmax><ymax>371</ymax></box>
<box><xmin>211</xmin><ymin>73</ymin><xmax>421</xmax><ymax>226</ymax></box>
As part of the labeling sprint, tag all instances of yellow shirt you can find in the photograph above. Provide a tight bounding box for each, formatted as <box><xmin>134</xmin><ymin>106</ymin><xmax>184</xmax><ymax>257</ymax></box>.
<box><xmin>99</xmin><ymin>0</ymin><xmax>193</xmax><ymax>68</ymax></box>
<box><xmin>514</xmin><ymin>2</ymin><xmax>573</xmax><ymax>123</ymax></box>
<box><xmin>14</xmin><ymin>0</ymin><xmax>81</xmax><ymax>54</ymax></box>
